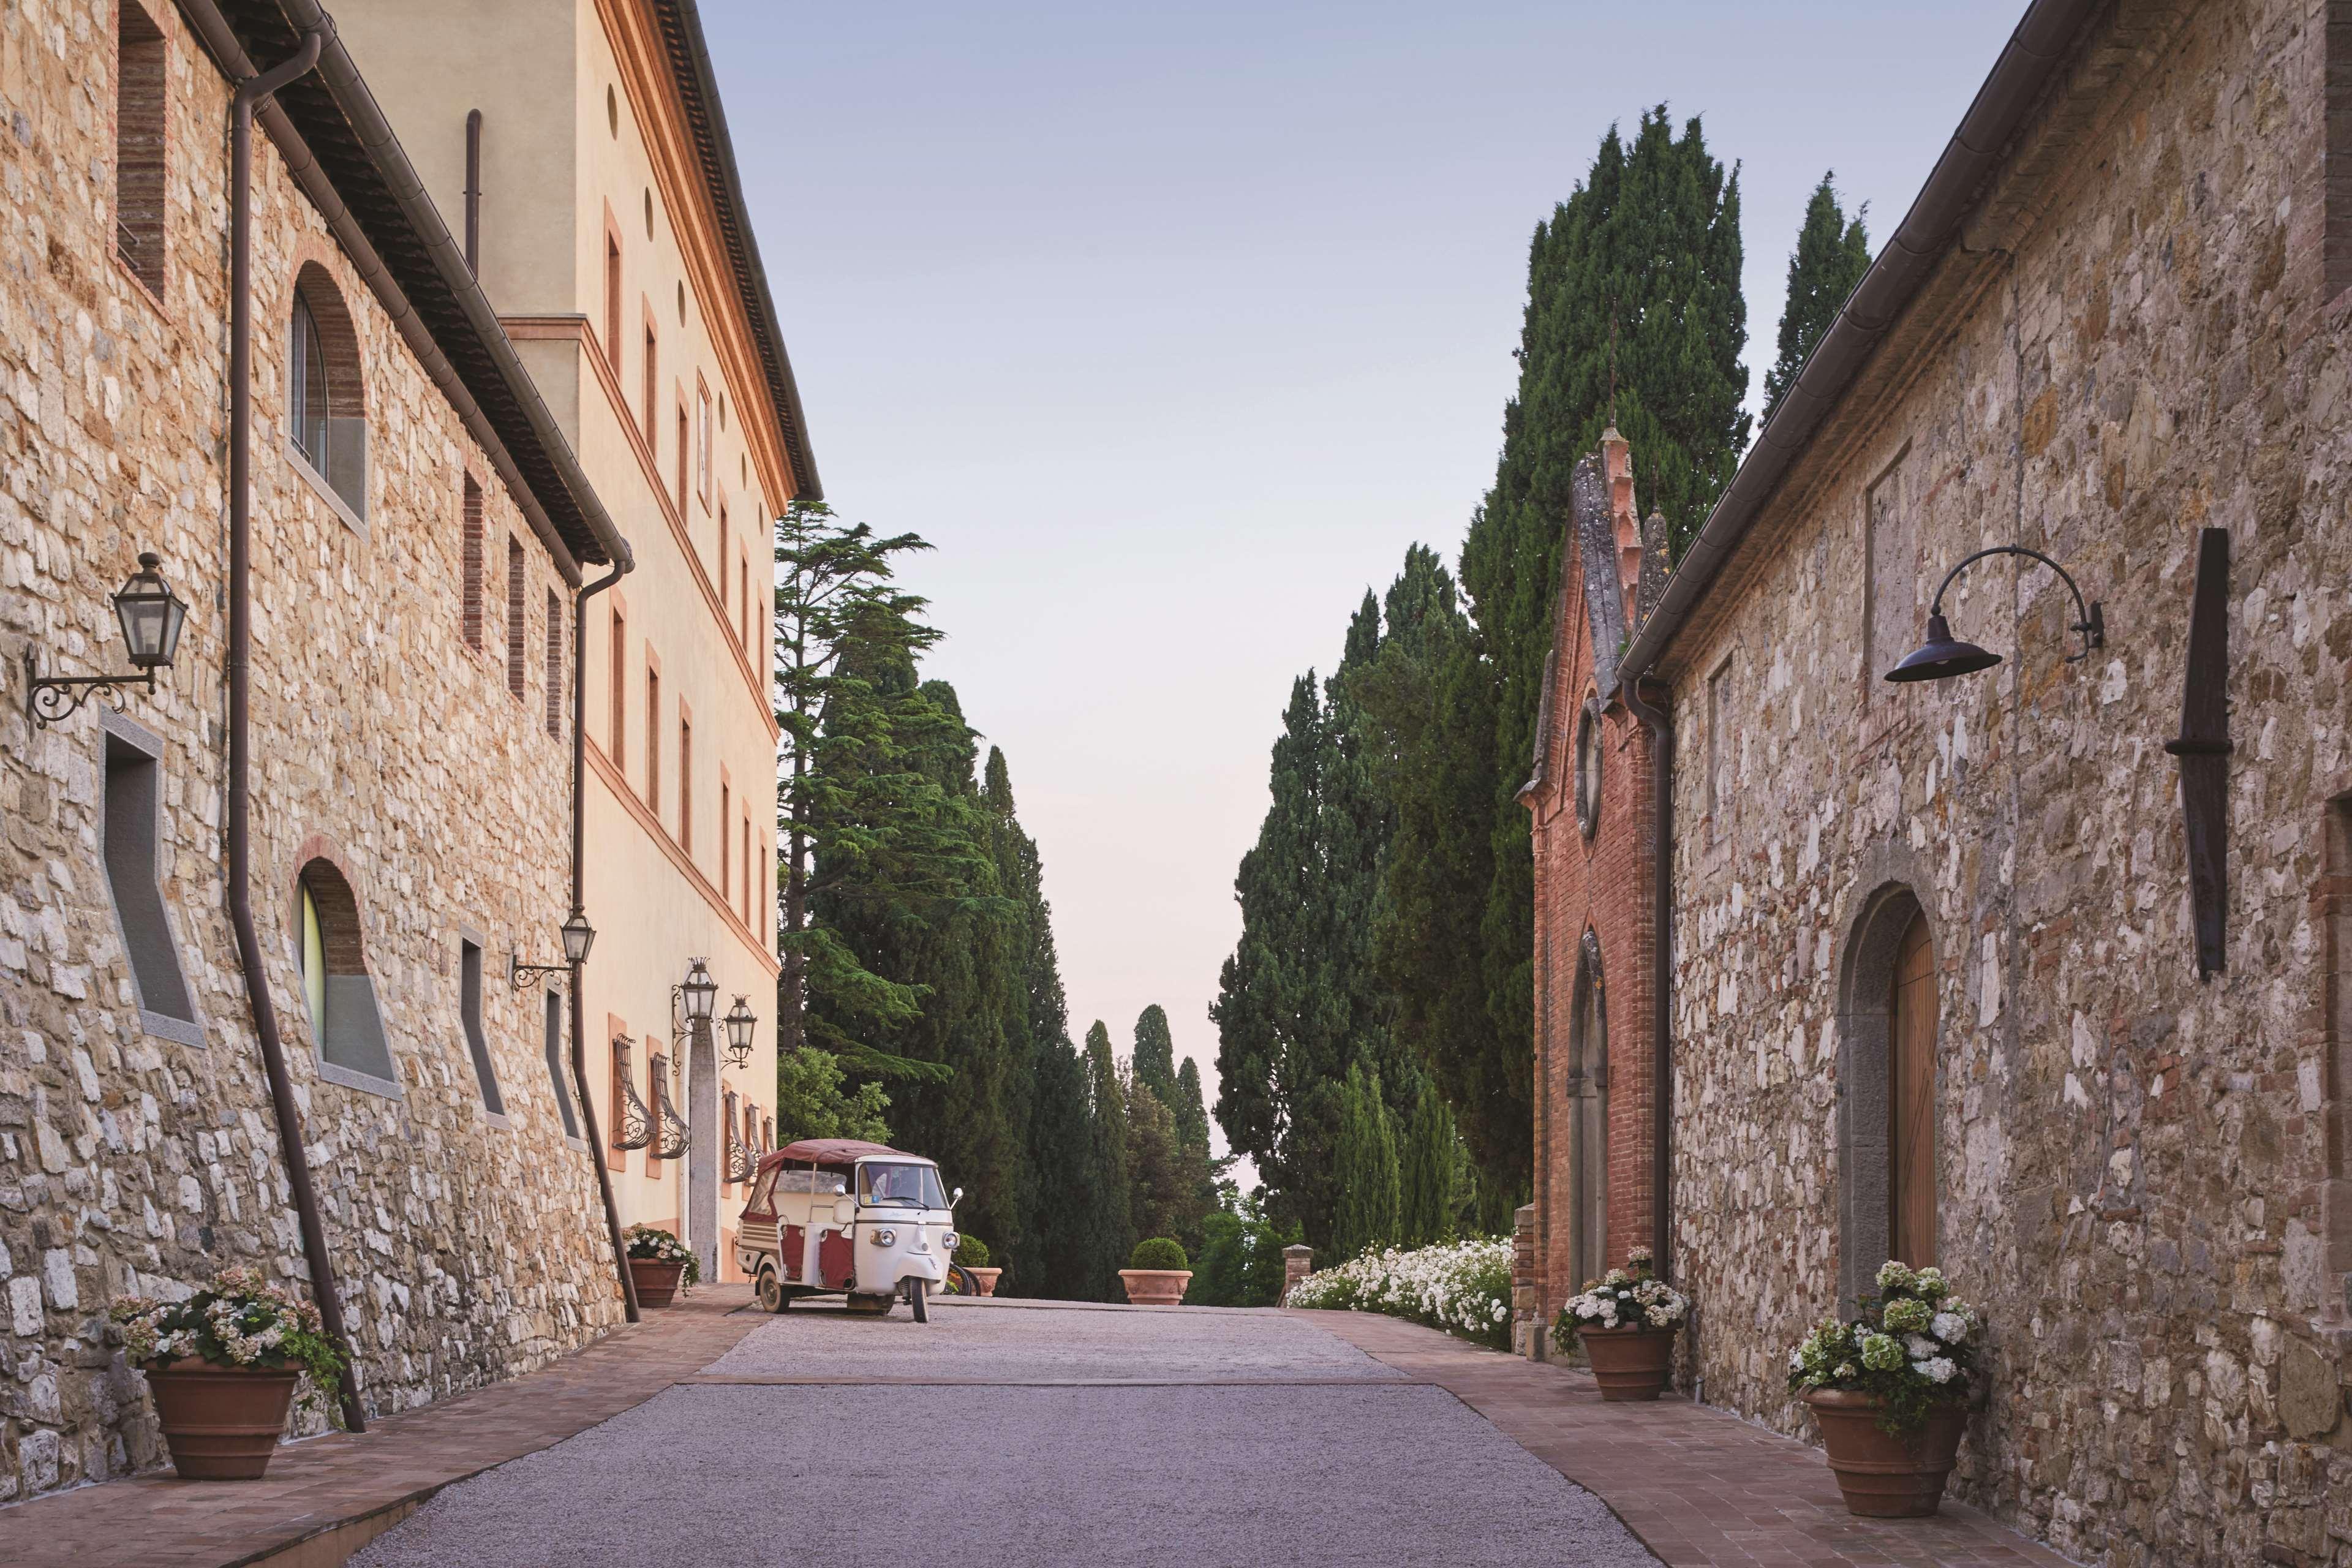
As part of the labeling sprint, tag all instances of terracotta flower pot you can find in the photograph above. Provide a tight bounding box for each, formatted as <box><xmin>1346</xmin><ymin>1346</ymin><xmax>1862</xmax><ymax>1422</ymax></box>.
<box><xmin>628</xmin><ymin>1257</ymin><xmax>686</xmax><ymax>1308</ymax></box>
<box><xmin>967</xmin><ymin>1267</ymin><xmax>1002</xmax><ymax>1297</ymax></box>
<box><xmin>1803</xmin><ymin>1389</ymin><xmax>1968</xmax><ymax>1517</ymax></box>
<box><xmin>1118</xmin><ymin>1268</ymin><xmax>1191</xmax><ymax>1306</ymax></box>
<box><xmin>1575</xmin><ymin>1324</ymin><xmax>1677</xmax><ymax>1401</ymax></box>
<box><xmin>144</xmin><ymin>1359</ymin><xmax>300</xmax><ymax>1480</ymax></box>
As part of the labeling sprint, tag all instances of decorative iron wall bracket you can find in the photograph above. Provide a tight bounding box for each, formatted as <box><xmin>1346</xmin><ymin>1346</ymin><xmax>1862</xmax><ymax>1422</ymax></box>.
<box><xmin>2165</xmin><ymin>527</ymin><xmax>2230</xmax><ymax>979</ymax></box>
<box><xmin>510</xmin><ymin>954</ymin><xmax>571</xmax><ymax>990</ymax></box>
<box><xmin>24</xmin><ymin>652</ymin><xmax>156</xmax><ymax>728</ymax></box>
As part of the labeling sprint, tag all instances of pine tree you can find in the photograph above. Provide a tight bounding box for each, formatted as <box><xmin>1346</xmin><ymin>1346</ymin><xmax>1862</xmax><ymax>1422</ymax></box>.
<box><xmin>1397</xmin><ymin>1079</ymin><xmax>1457</xmax><ymax>1247</ymax></box>
<box><xmin>1330</xmin><ymin>1065</ymin><xmax>1401</xmax><ymax>1262</ymax></box>
<box><xmin>1081</xmin><ymin>1022</ymin><xmax>1136</xmax><ymax>1297</ymax></box>
<box><xmin>1762</xmin><ymin>173</ymin><xmax>1870</xmax><ymax>426</ymax></box>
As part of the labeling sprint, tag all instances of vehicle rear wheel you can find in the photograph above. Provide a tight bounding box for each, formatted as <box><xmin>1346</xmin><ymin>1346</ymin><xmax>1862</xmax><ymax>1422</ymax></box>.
<box><xmin>757</xmin><ymin>1267</ymin><xmax>788</xmax><ymax>1314</ymax></box>
<box><xmin>908</xmin><ymin>1280</ymin><xmax>930</xmax><ymax>1324</ymax></box>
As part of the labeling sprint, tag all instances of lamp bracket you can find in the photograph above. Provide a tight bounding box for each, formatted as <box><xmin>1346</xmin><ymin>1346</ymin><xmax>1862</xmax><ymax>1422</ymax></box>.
<box><xmin>510</xmin><ymin>954</ymin><xmax>573</xmax><ymax>991</ymax></box>
<box><xmin>1928</xmin><ymin>546</ymin><xmax>2104</xmax><ymax>665</ymax></box>
<box><xmin>24</xmin><ymin>652</ymin><xmax>154</xmax><ymax>729</ymax></box>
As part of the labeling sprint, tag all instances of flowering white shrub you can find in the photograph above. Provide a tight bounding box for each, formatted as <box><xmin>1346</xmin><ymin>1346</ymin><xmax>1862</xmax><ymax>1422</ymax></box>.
<box><xmin>1550</xmin><ymin>1246</ymin><xmax>1688</xmax><ymax>1352</ymax></box>
<box><xmin>1786</xmin><ymin>1260</ymin><xmax>1980</xmax><ymax>1433</ymax></box>
<box><xmin>625</xmin><ymin>1223</ymin><xmax>701</xmax><ymax>1286</ymax></box>
<box><xmin>1286</xmin><ymin>1237</ymin><xmax>1513</xmax><ymax>1351</ymax></box>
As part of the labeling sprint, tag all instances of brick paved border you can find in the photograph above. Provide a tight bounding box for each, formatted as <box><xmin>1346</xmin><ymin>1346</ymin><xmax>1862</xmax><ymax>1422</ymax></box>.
<box><xmin>0</xmin><ymin>1286</ymin><xmax>763</xmax><ymax>1568</ymax></box>
<box><xmin>1296</xmin><ymin>1309</ymin><xmax>2086</xmax><ymax>1568</ymax></box>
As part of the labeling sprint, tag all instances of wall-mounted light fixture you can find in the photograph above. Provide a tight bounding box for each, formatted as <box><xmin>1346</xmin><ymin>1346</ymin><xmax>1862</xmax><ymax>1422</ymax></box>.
<box><xmin>511</xmin><ymin>910</ymin><xmax>596</xmax><ymax>989</ymax></box>
<box><xmin>722</xmin><ymin>995</ymin><xmax>758</xmax><ymax>1071</ymax></box>
<box><xmin>25</xmin><ymin>552</ymin><xmax>190</xmax><ymax>726</ymax></box>
<box><xmin>1884</xmin><ymin>545</ymin><xmax>2104</xmax><ymax>684</ymax></box>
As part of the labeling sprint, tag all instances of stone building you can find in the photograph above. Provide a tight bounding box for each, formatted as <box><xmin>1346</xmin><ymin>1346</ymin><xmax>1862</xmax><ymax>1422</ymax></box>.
<box><xmin>0</xmin><ymin>0</ymin><xmax>652</xmax><ymax>1499</ymax></box>
<box><xmin>1529</xmin><ymin>0</ymin><xmax>2352</xmax><ymax>1562</ymax></box>
<box><xmin>332</xmin><ymin>0</ymin><xmax>815</xmax><ymax>1286</ymax></box>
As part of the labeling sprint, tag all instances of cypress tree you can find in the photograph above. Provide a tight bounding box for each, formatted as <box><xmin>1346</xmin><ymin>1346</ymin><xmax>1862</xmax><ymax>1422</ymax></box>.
<box><xmin>1761</xmin><ymin>173</ymin><xmax>1871</xmax><ymax>426</ymax></box>
<box><xmin>1330</xmin><ymin>1065</ymin><xmax>1401</xmax><ymax>1262</ymax></box>
<box><xmin>1020</xmin><ymin>1033</ymin><xmax>1094</xmax><ymax>1298</ymax></box>
<box><xmin>1397</xmin><ymin>1079</ymin><xmax>1457</xmax><ymax>1247</ymax></box>
<box><xmin>1082</xmin><ymin>1021</ymin><xmax>1135</xmax><ymax>1297</ymax></box>
<box><xmin>1131</xmin><ymin>1006</ymin><xmax>1178</xmax><ymax>1108</ymax></box>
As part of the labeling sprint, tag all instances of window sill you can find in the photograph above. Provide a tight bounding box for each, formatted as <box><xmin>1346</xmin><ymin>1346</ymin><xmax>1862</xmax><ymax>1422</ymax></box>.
<box><xmin>318</xmin><ymin>1059</ymin><xmax>404</xmax><ymax>1099</ymax></box>
<box><xmin>284</xmin><ymin>440</ymin><xmax>368</xmax><ymax>540</ymax></box>
<box><xmin>140</xmin><ymin>1009</ymin><xmax>206</xmax><ymax>1049</ymax></box>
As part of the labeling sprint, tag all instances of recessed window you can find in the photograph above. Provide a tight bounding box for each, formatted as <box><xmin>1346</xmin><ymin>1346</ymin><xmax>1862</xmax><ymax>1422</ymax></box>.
<box><xmin>646</xmin><ymin>663</ymin><xmax>662</xmax><ymax>810</ymax></box>
<box><xmin>679</xmin><ymin>712</ymin><xmax>693</xmax><ymax>850</ymax></box>
<box><xmin>606</xmin><ymin>84</ymin><xmax>619</xmax><ymax>138</ymax></box>
<box><xmin>676</xmin><ymin>279</ymin><xmax>686</xmax><ymax>325</ymax></box>
<box><xmin>115</xmin><ymin>2</ymin><xmax>167</xmax><ymax>293</ymax></box>
<box><xmin>545</xmin><ymin>990</ymin><xmax>579</xmax><ymax>1141</ymax></box>
<box><xmin>676</xmin><ymin>401</ymin><xmax>689</xmax><ymax>512</ymax></box>
<box><xmin>609</xmin><ymin>606</ymin><xmax>627</xmax><ymax>761</ymax></box>
<box><xmin>298</xmin><ymin>859</ymin><xmax>399</xmax><ymax>1095</ymax></box>
<box><xmin>545</xmin><ymin>589</ymin><xmax>564</xmax><ymax>737</ymax></box>
<box><xmin>603</xmin><ymin>233</ymin><xmax>623</xmax><ymax>373</ymax></box>
<box><xmin>459</xmin><ymin>936</ymin><xmax>506</xmax><ymax>1118</ymax></box>
<box><xmin>697</xmin><ymin>385</ymin><xmax>712</xmax><ymax>506</ymax></box>
<box><xmin>100</xmin><ymin>716</ymin><xmax>201</xmax><ymax>1046</ymax></box>
<box><xmin>505</xmin><ymin>535</ymin><xmax>527</xmax><ymax>701</ymax></box>
<box><xmin>461</xmin><ymin>478</ymin><xmax>484</xmax><ymax>650</ymax></box>
<box><xmin>1574</xmin><ymin>700</ymin><xmax>1602</xmax><ymax>840</ymax></box>
<box><xmin>288</xmin><ymin>265</ymin><xmax>367</xmax><ymax>522</ymax></box>
<box><xmin>718</xmin><ymin>502</ymin><xmax>729</xmax><ymax>610</ymax></box>
<box><xmin>720</xmin><ymin>780</ymin><xmax>731</xmax><ymax>899</ymax></box>
<box><xmin>643</xmin><ymin>187</ymin><xmax>654</xmax><ymax>239</ymax></box>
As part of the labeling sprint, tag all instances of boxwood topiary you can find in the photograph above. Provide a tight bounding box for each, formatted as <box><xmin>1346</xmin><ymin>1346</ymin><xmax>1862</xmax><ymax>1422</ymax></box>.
<box><xmin>1130</xmin><ymin>1237</ymin><xmax>1188</xmax><ymax>1272</ymax></box>
<box><xmin>954</xmin><ymin>1235</ymin><xmax>990</xmax><ymax>1268</ymax></box>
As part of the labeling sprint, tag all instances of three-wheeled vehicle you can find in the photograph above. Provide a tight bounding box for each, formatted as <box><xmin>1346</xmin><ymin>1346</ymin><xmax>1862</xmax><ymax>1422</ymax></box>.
<box><xmin>736</xmin><ymin>1138</ymin><xmax>962</xmax><ymax>1321</ymax></box>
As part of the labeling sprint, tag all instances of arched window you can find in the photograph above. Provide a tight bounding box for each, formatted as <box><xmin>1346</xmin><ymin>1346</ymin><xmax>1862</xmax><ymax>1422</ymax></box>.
<box><xmin>288</xmin><ymin>265</ymin><xmax>367</xmax><ymax>521</ymax></box>
<box><xmin>1567</xmin><ymin>930</ymin><xmax>1608</xmax><ymax>1289</ymax></box>
<box><xmin>296</xmin><ymin>858</ymin><xmax>398</xmax><ymax>1095</ymax></box>
<box><xmin>1835</xmin><ymin>878</ymin><xmax>1938</xmax><ymax>1305</ymax></box>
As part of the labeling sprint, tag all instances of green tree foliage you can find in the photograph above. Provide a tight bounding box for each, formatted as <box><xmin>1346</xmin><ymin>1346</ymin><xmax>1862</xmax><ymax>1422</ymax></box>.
<box><xmin>1081</xmin><ymin>1022</ymin><xmax>1136</xmax><ymax>1298</ymax></box>
<box><xmin>1397</xmin><ymin>1079</ymin><xmax>1458</xmax><ymax>1248</ymax></box>
<box><xmin>1019</xmin><ymin>1031</ymin><xmax>1095</xmax><ymax>1299</ymax></box>
<box><xmin>1761</xmin><ymin>173</ymin><xmax>1871</xmax><ymax>426</ymax></box>
<box><xmin>774</xmin><ymin>1046</ymin><xmax>891</xmax><ymax>1145</ymax></box>
<box><xmin>1330</xmin><ymin>1065</ymin><xmax>1402</xmax><ymax>1262</ymax></box>
<box><xmin>1189</xmin><ymin>1185</ymin><xmax>1297</xmax><ymax>1308</ymax></box>
<box><xmin>1131</xmin><ymin>1006</ymin><xmax>1177</xmax><ymax>1107</ymax></box>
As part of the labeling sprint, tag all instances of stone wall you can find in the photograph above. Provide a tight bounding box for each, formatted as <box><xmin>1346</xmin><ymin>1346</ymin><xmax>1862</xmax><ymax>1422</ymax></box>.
<box><xmin>1651</xmin><ymin>3</ymin><xmax>2352</xmax><ymax>1563</ymax></box>
<box><xmin>0</xmin><ymin>0</ymin><xmax>622</xmax><ymax>1501</ymax></box>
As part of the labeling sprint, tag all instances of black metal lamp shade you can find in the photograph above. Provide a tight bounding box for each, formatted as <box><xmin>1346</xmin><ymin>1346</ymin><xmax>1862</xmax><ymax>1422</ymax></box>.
<box><xmin>1885</xmin><ymin>612</ymin><xmax>2003</xmax><ymax>683</ymax></box>
<box><xmin>680</xmin><ymin>957</ymin><xmax>717</xmax><ymax>1022</ymax></box>
<box><xmin>114</xmin><ymin>552</ymin><xmax>188</xmax><ymax>670</ymax></box>
<box><xmin>722</xmin><ymin>995</ymin><xmax>757</xmax><ymax>1068</ymax></box>
<box><xmin>560</xmin><ymin>911</ymin><xmax>595</xmax><ymax>966</ymax></box>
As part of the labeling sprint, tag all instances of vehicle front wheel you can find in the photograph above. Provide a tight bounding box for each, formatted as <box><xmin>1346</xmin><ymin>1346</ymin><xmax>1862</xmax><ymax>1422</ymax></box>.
<box><xmin>908</xmin><ymin>1280</ymin><xmax>929</xmax><ymax>1324</ymax></box>
<box><xmin>756</xmin><ymin>1267</ymin><xmax>788</xmax><ymax>1314</ymax></box>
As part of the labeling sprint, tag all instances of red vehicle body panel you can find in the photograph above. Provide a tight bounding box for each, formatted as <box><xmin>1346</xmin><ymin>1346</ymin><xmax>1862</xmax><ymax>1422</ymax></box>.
<box><xmin>818</xmin><ymin>1229</ymin><xmax>854</xmax><ymax>1289</ymax></box>
<box><xmin>782</xmin><ymin>1224</ymin><xmax>805</xmax><ymax>1280</ymax></box>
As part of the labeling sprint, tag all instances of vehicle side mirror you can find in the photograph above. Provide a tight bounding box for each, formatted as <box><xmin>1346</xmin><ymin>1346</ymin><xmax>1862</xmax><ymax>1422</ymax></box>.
<box><xmin>833</xmin><ymin>1198</ymin><xmax>855</xmax><ymax>1226</ymax></box>
<box><xmin>951</xmin><ymin>1186</ymin><xmax>964</xmax><ymax>1208</ymax></box>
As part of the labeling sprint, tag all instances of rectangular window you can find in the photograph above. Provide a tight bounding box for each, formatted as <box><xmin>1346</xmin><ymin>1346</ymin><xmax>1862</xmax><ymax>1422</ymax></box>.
<box><xmin>115</xmin><ymin>2</ymin><xmax>166</xmax><ymax>293</ymax></box>
<box><xmin>610</xmin><ymin>1035</ymin><xmax>632</xmax><ymax>1150</ymax></box>
<box><xmin>646</xmin><ymin>665</ymin><xmax>661</xmax><ymax>811</ymax></box>
<box><xmin>720</xmin><ymin>780</ymin><xmax>731</xmax><ymax>899</ymax></box>
<box><xmin>740</xmin><ymin>552</ymin><xmax>752</xmax><ymax>652</ymax></box>
<box><xmin>742</xmin><ymin>815</ymin><xmax>754</xmax><ymax>925</ymax></box>
<box><xmin>462</xmin><ymin>478</ymin><xmax>484</xmax><ymax>652</ymax></box>
<box><xmin>717</xmin><ymin>501</ymin><xmax>729</xmax><ymax>611</ymax></box>
<box><xmin>641</xmin><ymin>318</ymin><xmax>657</xmax><ymax>445</ymax></box>
<box><xmin>604</xmin><ymin>234</ymin><xmax>624</xmax><ymax>372</ymax></box>
<box><xmin>2331</xmin><ymin>6</ymin><xmax>2352</xmax><ymax>298</ymax></box>
<box><xmin>460</xmin><ymin>937</ymin><xmax>505</xmax><ymax>1117</ymax></box>
<box><xmin>102</xmin><ymin>722</ymin><xmax>200</xmax><ymax>1043</ymax></box>
<box><xmin>723</xmin><ymin>1087</ymin><xmax>739</xmax><ymax>1189</ymax></box>
<box><xmin>299</xmin><ymin>867</ymin><xmax>398</xmax><ymax>1095</ymax></box>
<box><xmin>1706</xmin><ymin>658</ymin><xmax>1732</xmax><ymax>836</ymax></box>
<box><xmin>609</xmin><ymin>607</ymin><xmax>627</xmax><ymax>763</ymax></box>
<box><xmin>545</xmin><ymin>589</ymin><xmax>564</xmax><ymax>737</ymax></box>
<box><xmin>506</xmin><ymin>535</ymin><xmax>527</xmax><ymax>701</ymax></box>
<box><xmin>697</xmin><ymin>383</ymin><xmax>712</xmax><ymax>506</ymax></box>
<box><xmin>545</xmin><ymin>990</ymin><xmax>579</xmax><ymax>1140</ymax></box>
<box><xmin>676</xmin><ymin>401</ymin><xmax>690</xmax><ymax>513</ymax></box>
<box><xmin>679</xmin><ymin>713</ymin><xmax>693</xmax><ymax>850</ymax></box>
<box><xmin>1865</xmin><ymin>462</ymin><xmax>1912</xmax><ymax>688</ymax></box>
<box><xmin>647</xmin><ymin>1051</ymin><xmax>668</xmax><ymax>1178</ymax></box>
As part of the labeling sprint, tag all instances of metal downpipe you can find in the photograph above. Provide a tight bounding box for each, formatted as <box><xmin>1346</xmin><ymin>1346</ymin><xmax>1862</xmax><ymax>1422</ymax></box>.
<box><xmin>225</xmin><ymin>27</ymin><xmax>367</xmax><ymax>1434</ymax></box>
<box><xmin>572</xmin><ymin>566</ymin><xmax>640</xmax><ymax>1322</ymax></box>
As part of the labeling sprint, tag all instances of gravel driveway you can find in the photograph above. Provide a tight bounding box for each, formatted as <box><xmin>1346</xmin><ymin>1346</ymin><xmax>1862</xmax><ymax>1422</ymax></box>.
<box><xmin>354</xmin><ymin>1298</ymin><xmax>1659</xmax><ymax>1568</ymax></box>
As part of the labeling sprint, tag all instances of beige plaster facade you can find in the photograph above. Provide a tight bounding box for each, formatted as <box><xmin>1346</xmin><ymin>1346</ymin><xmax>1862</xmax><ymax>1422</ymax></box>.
<box><xmin>334</xmin><ymin>0</ymin><xmax>810</xmax><ymax>1281</ymax></box>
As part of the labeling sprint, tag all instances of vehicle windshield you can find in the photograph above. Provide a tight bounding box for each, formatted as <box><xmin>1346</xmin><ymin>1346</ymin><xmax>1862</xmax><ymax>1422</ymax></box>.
<box><xmin>858</xmin><ymin>1161</ymin><xmax>947</xmax><ymax>1209</ymax></box>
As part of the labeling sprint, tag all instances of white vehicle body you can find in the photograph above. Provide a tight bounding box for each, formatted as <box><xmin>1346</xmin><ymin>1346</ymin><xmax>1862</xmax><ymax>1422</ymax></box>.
<box><xmin>735</xmin><ymin>1139</ymin><xmax>959</xmax><ymax>1318</ymax></box>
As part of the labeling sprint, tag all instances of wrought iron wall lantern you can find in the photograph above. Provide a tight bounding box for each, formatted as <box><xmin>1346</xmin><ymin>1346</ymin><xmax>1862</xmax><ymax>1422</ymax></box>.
<box><xmin>722</xmin><ymin>995</ymin><xmax>758</xmax><ymax>1071</ymax></box>
<box><xmin>24</xmin><ymin>551</ymin><xmax>190</xmax><ymax>726</ymax></box>
<box><xmin>610</xmin><ymin>1033</ymin><xmax>653</xmax><ymax>1152</ymax></box>
<box><xmin>1883</xmin><ymin>546</ymin><xmax>2104</xmax><ymax>684</ymax></box>
<box><xmin>510</xmin><ymin>911</ymin><xmax>596</xmax><ymax>989</ymax></box>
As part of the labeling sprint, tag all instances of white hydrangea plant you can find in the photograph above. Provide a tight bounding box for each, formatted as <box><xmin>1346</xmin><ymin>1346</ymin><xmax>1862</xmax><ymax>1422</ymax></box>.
<box><xmin>1550</xmin><ymin>1246</ymin><xmax>1690</xmax><ymax>1352</ymax></box>
<box><xmin>1784</xmin><ymin>1260</ymin><xmax>1980</xmax><ymax>1432</ymax></box>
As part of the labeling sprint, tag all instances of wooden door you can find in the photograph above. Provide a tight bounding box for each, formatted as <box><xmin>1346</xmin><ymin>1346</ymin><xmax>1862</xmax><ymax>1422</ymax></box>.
<box><xmin>1888</xmin><ymin>912</ymin><xmax>1938</xmax><ymax>1268</ymax></box>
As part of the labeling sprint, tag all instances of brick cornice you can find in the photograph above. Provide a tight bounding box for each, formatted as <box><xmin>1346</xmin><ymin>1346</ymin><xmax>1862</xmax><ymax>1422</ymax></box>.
<box><xmin>504</xmin><ymin>312</ymin><xmax>777</xmax><ymax>744</ymax></box>
<box><xmin>588</xmin><ymin>734</ymin><xmax>778</xmax><ymax>978</ymax></box>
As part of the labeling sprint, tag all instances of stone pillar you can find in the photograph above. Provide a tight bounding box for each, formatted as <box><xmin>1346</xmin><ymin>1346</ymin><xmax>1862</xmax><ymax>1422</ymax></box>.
<box><xmin>687</xmin><ymin>1017</ymin><xmax>718</xmax><ymax>1284</ymax></box>
<box><xmin>1512</xmin><ymin>1204</ymin><xmax>1541</xmax><ymax>1359</ymax></box>
<box><xmin>1281</xmin><ymin>1245</ymin><xmax>1313</xmax><ymax>1305</ymax></box>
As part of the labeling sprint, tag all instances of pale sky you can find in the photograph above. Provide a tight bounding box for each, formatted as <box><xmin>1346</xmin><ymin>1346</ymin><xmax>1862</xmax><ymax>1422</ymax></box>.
<box><xmin>705</xmin><ymin>2</ymin><xmax>2027</xmax><ymax>1153</ymax></box>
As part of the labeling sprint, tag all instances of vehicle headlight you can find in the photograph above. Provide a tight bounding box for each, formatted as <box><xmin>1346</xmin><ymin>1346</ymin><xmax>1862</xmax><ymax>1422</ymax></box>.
<box><xmin>942</xmin><ymin>1231</ymin><xmax>959</xmax><ymax>1253</ymax></box>
<box><xmin>870</xmin><ymin>1228</ymin><xmax>897</xmax><ymax>1247</ymax></box>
